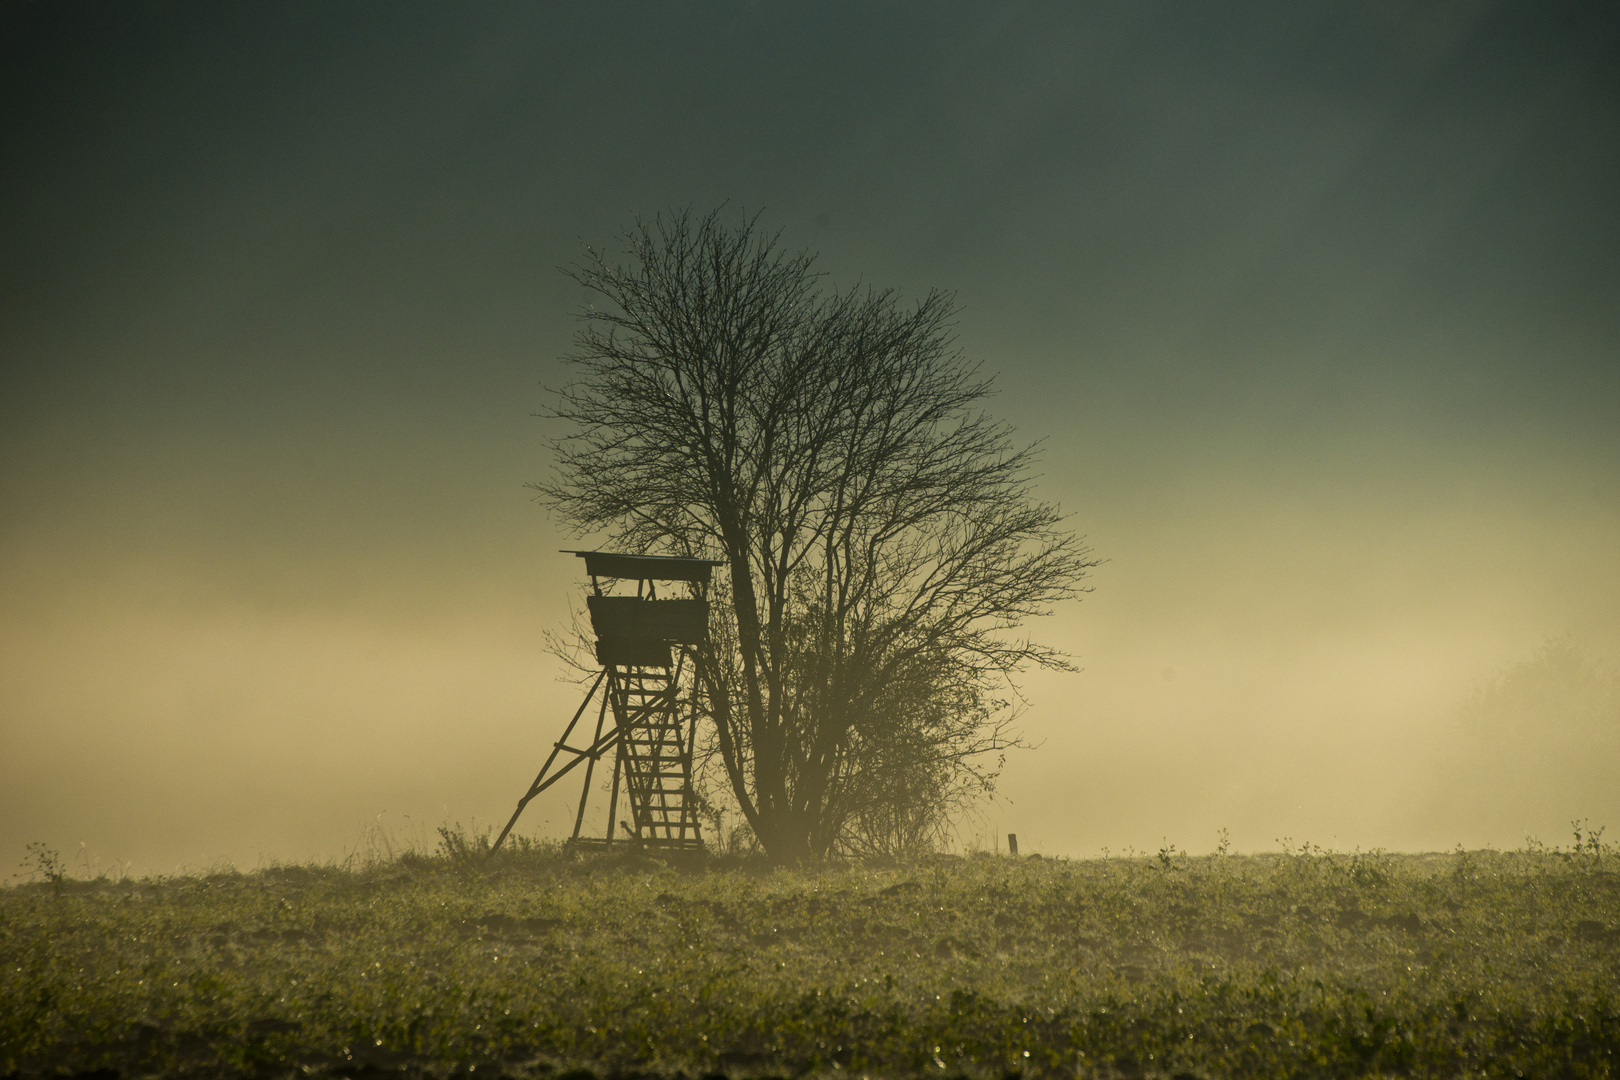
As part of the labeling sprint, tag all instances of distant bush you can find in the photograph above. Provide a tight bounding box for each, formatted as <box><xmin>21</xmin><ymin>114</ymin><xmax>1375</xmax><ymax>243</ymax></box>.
<box><xmin>1442</xmin><ymin>639</ymin><xmax>1620</xmax><ymax>838</ymax></box>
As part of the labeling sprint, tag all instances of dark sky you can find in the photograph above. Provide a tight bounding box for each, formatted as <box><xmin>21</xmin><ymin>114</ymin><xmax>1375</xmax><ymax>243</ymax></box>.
<box><xmin>3</xmin><ymin>2</ymin><xmax>1618</xmax><ymax>872</ymax></box>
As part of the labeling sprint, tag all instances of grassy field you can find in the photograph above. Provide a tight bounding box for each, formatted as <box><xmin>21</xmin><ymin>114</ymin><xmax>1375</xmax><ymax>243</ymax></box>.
<box><xmin>3</xmin><ymin>832</ymin><xmax>1618</xmax><ymax>1079</ymax></box>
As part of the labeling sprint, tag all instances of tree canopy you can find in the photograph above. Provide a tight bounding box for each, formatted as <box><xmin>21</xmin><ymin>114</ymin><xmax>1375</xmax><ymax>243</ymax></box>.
<box><xmin>537</xmin><ymin>208</ymin><xmax>1094</xmax><ymax>860</ymax></box>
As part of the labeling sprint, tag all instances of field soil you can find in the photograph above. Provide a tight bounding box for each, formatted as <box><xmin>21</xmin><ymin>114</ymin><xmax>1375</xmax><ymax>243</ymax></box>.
<box><xmin>3</xmin><ymin>841</ymin><xmax>1618</xmax><ymax>1079</ymax></box>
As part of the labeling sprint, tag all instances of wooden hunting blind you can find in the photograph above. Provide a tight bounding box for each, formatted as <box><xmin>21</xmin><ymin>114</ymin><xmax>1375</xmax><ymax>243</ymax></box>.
<box><xmin>491</xmin><ymin>551</ymin><xmax>722</xmax><ymax>853</ymax></box>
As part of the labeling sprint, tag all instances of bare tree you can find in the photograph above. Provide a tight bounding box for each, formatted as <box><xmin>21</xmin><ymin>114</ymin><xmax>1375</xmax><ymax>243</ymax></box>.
<box><xmin>537</xmin><ymin>208</ymin><xmax>1094</xmax><ymax>861</ymax></box>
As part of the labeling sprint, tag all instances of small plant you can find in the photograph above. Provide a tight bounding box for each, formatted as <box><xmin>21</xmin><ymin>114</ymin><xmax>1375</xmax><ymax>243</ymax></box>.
<box><xmin>1215</xmin><ymin>828</ymin><xmax>1231</xmax><ymax>857</ymax></box>
<box><xmin>435</xmin><ymin>821</ymin><xmax>493</xmax><ymax>866</ymax></box>
<box><xmin>1276</xmin><ymin>837</ymin><xmax>1327</xmax><ymax>859</ymax></box>
<box><xmin>18</xmin><ymin>841</ymin><xmax>66</xmax><ymax>890</ymax></box>
<box><xmin>1346</xmin><ymin>847</ymin><xmax>1393</xmax><ymax>888</ymax></box>
<box><xmin>1570</xmin><ymin>818</ymin><xmax>1607</xmax><ymax>857</ymax></box>
<box><xmin>1560</xmin><ymin>818</ymin><xmax>1612</xmax><ymax>869</ymax></box>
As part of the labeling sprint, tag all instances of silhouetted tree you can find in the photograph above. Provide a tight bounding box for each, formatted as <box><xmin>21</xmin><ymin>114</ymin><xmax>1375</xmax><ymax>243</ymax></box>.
<box><xmin>537</xmin><ymin>208</ymin><xmax>1094</xmax><ymax>861</ymax></box>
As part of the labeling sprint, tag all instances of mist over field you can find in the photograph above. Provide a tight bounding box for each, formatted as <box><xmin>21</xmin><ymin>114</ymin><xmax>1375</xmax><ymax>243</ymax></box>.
<box><xmin>3</xmin><ymin>3</ymin><xmax>1618</xmax><ymax>876</ymax></box>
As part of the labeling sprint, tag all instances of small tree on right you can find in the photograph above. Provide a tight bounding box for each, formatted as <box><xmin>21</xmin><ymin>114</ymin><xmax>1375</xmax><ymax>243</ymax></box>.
<box><xmin>1444</xmin><ymin>639</ymin><xmax>1620</xmax><ymax>840</ymax></box>
<box><xmin>540</xmin><ymin>208</ymin><xmax>1095</xmax><ymax>860</ymax></box>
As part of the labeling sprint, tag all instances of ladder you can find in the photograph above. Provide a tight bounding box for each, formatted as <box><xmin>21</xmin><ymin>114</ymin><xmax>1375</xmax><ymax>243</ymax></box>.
<box><xmin>606</xmin><ymin>664</ymin><xmax>703</xmax><ymax>847</ymax></box>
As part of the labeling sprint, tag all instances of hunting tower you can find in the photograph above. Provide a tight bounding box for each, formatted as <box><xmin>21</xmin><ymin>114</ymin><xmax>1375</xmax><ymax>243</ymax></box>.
<box><xmin>492</xmin><ymin>551</ymin><xmax>719</xmax><ymax>852</ymax></box>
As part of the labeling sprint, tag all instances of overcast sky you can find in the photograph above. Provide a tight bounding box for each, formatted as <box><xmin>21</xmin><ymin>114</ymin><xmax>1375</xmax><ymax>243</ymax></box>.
<box><xmin>3</xmin><ymin>2</ymin><xmax>1617</xmax><ymax>874</ymax></box>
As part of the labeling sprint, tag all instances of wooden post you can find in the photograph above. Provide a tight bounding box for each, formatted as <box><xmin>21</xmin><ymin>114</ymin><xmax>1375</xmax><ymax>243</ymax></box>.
<box><xmin>1008</xmin><ymin>833</ymin><xmax>1018</xmax><ymax>856</ymax></box>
